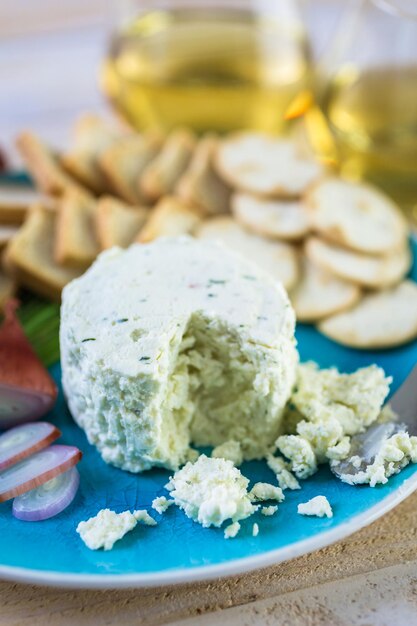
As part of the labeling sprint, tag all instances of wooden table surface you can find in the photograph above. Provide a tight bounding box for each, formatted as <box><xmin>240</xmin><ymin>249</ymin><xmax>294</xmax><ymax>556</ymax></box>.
<box><xmin>1</xmin><ymin>3</ymin><xmax>416</xmax><ymax>624</ymax></box>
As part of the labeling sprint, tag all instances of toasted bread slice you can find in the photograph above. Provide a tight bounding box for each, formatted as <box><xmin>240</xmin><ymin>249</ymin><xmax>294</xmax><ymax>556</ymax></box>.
<box><xmin>319</xmin><ymin>280</ymin><xmax>417</xmax><ymax>349</ymax></box>
<box><xmin>55</xmin><ymin>190</ymin><xmax>99</xmax><ymax>269</ymax></box>
<box><xmin>137</xmin><ymin>196</ymin><xmax>202</xmax><ymax>243</ymax></box>
<box><xmin>5</xmin><ymin>205</ymin><xmax>81</xmax><ymax>300</ymax></box>
<box><xmin>215</xmin><ymin>133</ymin><xmax>323</xmax><ymax>197</ymax></box>
<box><xmin>232</xmin><ymin>192</ymin><xmax>310</xmax><ymax>241</ymax></box>
<box><xmin>61</xmin><ymin>114</ymin><xmax>125</xmax><ymax>195</ymax></box>
<box><xmin>290</xmin><ymin>255</ymin><xmax>361</xmax><ymax>322</ymax></box>
<box><xmin>16</xmin><ymin>132</ymin><xmax>80</xmax><ymax>197</ymax></box>
<box><xmin>0</xmin><ymin>185</ymin><xmax>46</xmax><ymax>224</ymax></box>
<box><xmin>196</xmin><ymin>217</ymin><xmax>299</xmax><ymax>290</ymax></box>
<box><xmin>96</xmin><ymin>196</ymin><xmax>148</xmax><ymax>249</ymax></box>
<box><xmin>176</xmin><ymin>135</ymin><xmax>231</xmax><ymax>215</ymax></box>
<box><xmin>306</xmin><ymin>178</ymin><xmax>408</xmax><ymax>255</ymax></box>
<box><xmin>305</xmin><ymin>236</ymin><xmax>411</xmax><ymax>289</ymax></box>
<box><xmin>99</xmin><ymin>133</ymin><xmax>162</xmax><ymax>204</ymax></box>
<box><xmin>140</xmin><ymin>129</ymin><xmax>196</xmax><ymax>202</ymax></box>
<box><xmin>0</xmin><ymin>271</ymin><xmax>16</xmax><ymax>310</ymax></box>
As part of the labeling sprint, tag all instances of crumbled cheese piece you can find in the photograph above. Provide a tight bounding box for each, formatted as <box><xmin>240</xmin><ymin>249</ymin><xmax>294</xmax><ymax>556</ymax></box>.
<box><xmin>266</xmin><ymin>454</ymin><xmax>301</xmax><ymax>490</ymax></box>
<box><xmin>261</xmin><ymin>505</ymin><xmax>278</xmax><ymax>516</ymax></box>
<box><xmin>326</xmin><ymin>436</ymin><xmax>351</xmax><ymax>461</ymax></box>
<box><xmin>211</xmin><ymin>440</ymin><xmax>243</xmax><ymax>466</ymax></box>
<box><xmin>297</xmin><ymin>418</ymin><xmax>343</xmax><ymax>463</ymax></box>
<box><xmin>133</xmin><ymin>510</ymin><xmax>157</xmax><ymax>526</ymax></box>
<box><xmin>166</xmin><ymin>455</ymin><xmax>257</xmax><ymax>528</ymax></box>
<box><xmin>249</xmin><ymin>482</ymin><xmax>284</xmax><ymax>503</ymax></box>
<box><xmin>151</xmin><ymin>496</ymin><xmax>173</xmax><ymax>514</ymax></box>
<box><xmin>61</xmin><ymin>238</ymin><xmax>297</xmax><ymax>473</ymax></box>
<box><xmin>275</xmin><ymin>435</ymin><xmax>317</xmax><ymax>479</ymax></box>
<box><xmin>224</xmin><ymin>521</ymin><xmax>241</xmax><ymax>539</ymax></box>
<box><xmin>185</xmin><ymin>448</ymin><xmax>200</xmax><ymax>463</ymax></box>
<box><xmin>292</xmin><ymin>362</ymin><xmax>391</xmax><ymax>436</ymax></box>
<box><xmin>334</xmin><ymin>432</ymin><xmax>417</xmax><ymax>487</ymax></box>
<box><xmin>76</xmin><ymin>509</ymin><xmax>138</xmax><ymax>550</ymax></box>
<box><xmin>298</xmin><ymin>496</ymin><xmax>333</xmax><ymax>518</ymax></box>
<box><xmin>277</xmin><ymin>363</ymin><xmax>391</xmax><ymax>478</ymax></box>
<box><xmin>252</xmin><ymin>523</ymin><xmax>259</xmax><ymax>537</ymax></box>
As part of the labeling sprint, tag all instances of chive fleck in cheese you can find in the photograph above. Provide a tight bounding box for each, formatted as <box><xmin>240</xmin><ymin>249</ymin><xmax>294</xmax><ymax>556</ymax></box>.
<box><xmin>60</xmin><ymin>237</ymin><xmax>297</xmax><ymax>472</ymax></box>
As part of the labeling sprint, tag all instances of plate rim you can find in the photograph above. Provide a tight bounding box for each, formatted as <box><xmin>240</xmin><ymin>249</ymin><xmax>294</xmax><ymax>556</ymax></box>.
<box><xmin>0</xmin><ymin>469</ymin><xmax>416</xmax><ymax>589</ymax></box>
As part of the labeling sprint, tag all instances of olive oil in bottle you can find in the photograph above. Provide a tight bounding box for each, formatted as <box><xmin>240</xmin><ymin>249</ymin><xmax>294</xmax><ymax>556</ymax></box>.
<box><xmin>321</xmin><ymin>64</ymin><xmax>417</xmax><ymax>215</ymax></box>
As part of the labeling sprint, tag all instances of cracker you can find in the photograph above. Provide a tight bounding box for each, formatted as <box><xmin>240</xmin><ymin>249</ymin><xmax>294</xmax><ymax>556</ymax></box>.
<box><xmin>306</xmin><ymin>177</ymin><xmax>408</xmax><ymax>255</ymax></box>
<box><xmin>99</xmin><ymin>133</ymin><xmax>162</xmax><ymax>205</ymax></box>
<box><xmin>232</xmin><ymin>192</ymin><xmax>309</xmax><ymax>241</ymax></box>
<box><xmin>196</xmin><ymin>217</ymin><xmax>299</xmax><ymax>290</ymax></box>
<box><xmin>61</xmin><ymin>114</ymin><xmax>125</xmax><ymax>195</ymax></box>
<box><xmin>140</xmin><ymin>129</ymin><xmax>196</xmax><ymax>202</ymax></box>
<box><xmin>16</xmin><ymin>132</ymin><xmax>79</xmax><ymax>197</ymax></box>
<box><xmin>176</xmin><ymin>135</ymin><xmax>231</xmax><ymax>215</ymax></box>
<box><xmin>4</xmin><ymin>205</ymin><xmax>81</xmax><ymax>300</ymax></box>
<box><xmin>137</xmin><ymin>196</ymin><xmax>202</xmax><ymax>243</ymax></box>
<box><xmin>290</xmin><ymin>255</ymin><xmax>361</xmax><ymax>322</ymax></box>
<box><xmin>0</xmin><ymin>271</ymin><xmax>15</xmax><ymax>310</ymax></box>
<box><xmin>0</xmin><ymin>185</ymin><xmax>46</xmax><ymax>224</ymax></box>
<box><xmin>215</xmin><ymin>133</ymin><xmax>323</xmax><ymax>197</ymax></box>
<box><xmin>318</xmin><ymin>280</ymin><xmax>417</xmax><ymax>349</ymax></box>
<box><xmin>305</xmin><ymin>237</ymin><xmax>411</xmax><ymax>289</ymax></box>
<box><xmin>54</xmin><ymin>189</ymin><xmax>99</xmax><ymax>269</ymax></box>
<box><xmin>96</xmin><ymin>196</ymin><xmax>148</xmax><ymax>249</ymax></box>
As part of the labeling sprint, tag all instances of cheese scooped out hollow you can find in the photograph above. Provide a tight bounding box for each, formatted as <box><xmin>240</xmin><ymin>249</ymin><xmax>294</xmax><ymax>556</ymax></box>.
<box><xmin>60</xmin><ymin>237</ymin><xmax>297</xmax><ymax>472</ymax></box>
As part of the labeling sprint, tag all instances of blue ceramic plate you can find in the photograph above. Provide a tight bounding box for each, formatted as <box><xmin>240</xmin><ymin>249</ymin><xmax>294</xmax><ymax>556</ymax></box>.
<box><xmin>0</xmin><ymin>237</ymin><xmax>416</xmax><ymax>588</ymax></box>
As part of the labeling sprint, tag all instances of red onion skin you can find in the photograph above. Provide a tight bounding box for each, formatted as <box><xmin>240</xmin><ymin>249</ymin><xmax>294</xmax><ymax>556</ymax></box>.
<box><xmin>0</xmin><ymin>300</ymin><xmax>57</xmax><ymax>428</ymax></box>
<box><xmin>0</xmin><ymin>444</ymin><xmax>82</xmax><ymax>502</ymax></box>
<box><xmin>12</xmin><ymin>467</ymin><xmax>80</xmax><ymax>522</ymax></box>
<box><xmin>0</xmin><ymin>422</ymin><xmax>61</xmax><ymax>471</ymax></box>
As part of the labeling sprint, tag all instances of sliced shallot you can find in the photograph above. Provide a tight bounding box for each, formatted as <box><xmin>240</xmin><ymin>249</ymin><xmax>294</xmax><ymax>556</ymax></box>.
<box><xmin>0</xmin><ymin>300</ymin><xmax>58</xmax><ymax>429</ymax></box>
<box><xmin>0</xmin><ymin>422</ymin><xmax>61</xmax><ymax>471</ymax></box>
<box><xmin>0</xmin><ymin>444</ymin><xmax>82</xmax><ymax>502</ymax></box>
<box><xmin>13</xmin><ymin>467</ymin><xmax>80</xmax><ymax>521</ymax></box>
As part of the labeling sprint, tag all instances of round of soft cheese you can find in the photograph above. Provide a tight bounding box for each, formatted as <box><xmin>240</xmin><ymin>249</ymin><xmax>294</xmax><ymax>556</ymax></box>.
<box><xmin>60</xmin><ymin>237</ymin><xmax>297</xmax><ymax>472</ymax></box>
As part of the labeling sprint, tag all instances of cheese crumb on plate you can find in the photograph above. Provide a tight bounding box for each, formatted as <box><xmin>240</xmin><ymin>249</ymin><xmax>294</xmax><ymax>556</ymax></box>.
<box><xmin>166</xmin><ymin>455</ymin><xmax>257</xmax><ymax>528</ymax></box>
<box><xmin>298</xmin><ymin>496</ymin><xmax>333</xmax><ymax>519</ymax></box>
<box><xmin>261</xmin><ymin>505</ymin><xmax>278</xmax><ymax>516</ymax></box>
<box><xmin>249</xmin><ymin>482</ymin><xmax>284</xmax><ymax>503</ymax></box>
<box><xmin>77</xmin><ymin>509</ymin><xmax>139</xmax><ymax>551</ymax></box>
<box><xmin>151</xmin><ymin>496</ymin><xmax>173</xmax><ymax>514</ymax></box>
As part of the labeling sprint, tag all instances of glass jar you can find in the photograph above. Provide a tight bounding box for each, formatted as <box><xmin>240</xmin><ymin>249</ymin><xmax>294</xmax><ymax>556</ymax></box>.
<box><xmin>101</xmin><ymin>0</ymin><xmax>310</xmax><ymax>134</ymax></box>
<box><xmin>316</xmin><ymin>0</ymin><xmax>417</xmax><ymax>220</ymax></box>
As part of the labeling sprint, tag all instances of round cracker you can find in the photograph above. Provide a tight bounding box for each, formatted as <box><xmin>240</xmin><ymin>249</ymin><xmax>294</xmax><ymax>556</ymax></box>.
<box><xmin>318</xmin><ymin>280</ymin><xmax>417</xmax><ymax>349</ymax></box>
<box><xmin>306</xmin><ymin>177</ymin><xmax>408</xmax><ymax>255</ymax></box>
<box><xmin>305</xmin><ymin>237</ymin><xmax>411</xmax><ymax>289</ymax></box>
<box><xmin>232</xmin><ymin>193</ymin><xmax>309</xmax><ymax>241</ymax></box>
<box><xmin>196</xmin><ymin>217</ymin><xmax>299</xmax><ymax>290</ymax></box>
<box><xmin>215</xmin><ymin>133</ymin><xmax>323</xmax><ymax>198</ymax></box>
<box><xmin>290</xmin><ymin>255</ymin><xmax>361</xmax><ymax>322</ymax></box>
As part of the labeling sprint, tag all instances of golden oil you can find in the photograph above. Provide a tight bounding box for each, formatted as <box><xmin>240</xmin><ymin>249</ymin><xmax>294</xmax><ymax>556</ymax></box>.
<box><xmin>101</xmin><ymin>7</ymin><xmax>310</xmax><ymax>134</ymax></box>
<box><xmin>320</xmin><ymin>65</ymin><xmax>417</xmax><ymax>218</ymax></box>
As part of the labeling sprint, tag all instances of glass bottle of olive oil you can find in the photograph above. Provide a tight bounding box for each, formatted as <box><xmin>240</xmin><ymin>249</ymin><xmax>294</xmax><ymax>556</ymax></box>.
<box><xmin>322</xmin><ymin>65</ymin><xmax>417</xmax><ymax>210</ymax></box>
<box><xmin>101</xmin><ymin>3</ymin><xmax>310</xmax><ymax>134</ymax></box>
<box><xmin>312</xmin><ymin>0</ymin><xmax>417</xmax><ymax>220</ymax></box>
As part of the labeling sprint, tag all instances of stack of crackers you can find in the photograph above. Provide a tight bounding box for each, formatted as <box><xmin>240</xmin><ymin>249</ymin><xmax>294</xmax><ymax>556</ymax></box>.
<box><xmin>1</xmin><ymin>114</ymin><xmax>416</xmax><ymax>349</ymax></box>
